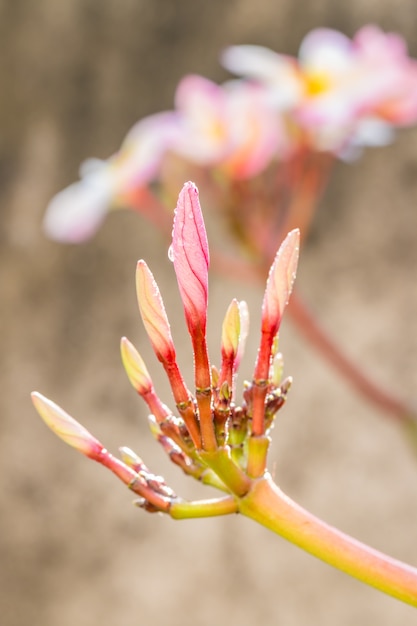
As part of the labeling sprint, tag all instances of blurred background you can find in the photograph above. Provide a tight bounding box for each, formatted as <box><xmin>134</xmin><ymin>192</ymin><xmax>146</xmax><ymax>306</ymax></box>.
<box><xmin>1</xmin><ymin>1</ymin><xmax>417</xmax><ymax>624</ymax></box>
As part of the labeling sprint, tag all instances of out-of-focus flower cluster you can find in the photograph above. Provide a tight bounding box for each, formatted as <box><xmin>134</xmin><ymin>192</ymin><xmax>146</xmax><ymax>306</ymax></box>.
<box><xmin>44</xmin><ymin>25</ymin><xmax>417</xmax><ymax>253</ymax></box>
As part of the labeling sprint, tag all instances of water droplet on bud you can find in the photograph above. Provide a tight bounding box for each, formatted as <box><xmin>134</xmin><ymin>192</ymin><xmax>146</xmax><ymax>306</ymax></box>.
<box><xmin>167</xmin><ymin>244</ymin><xmax>174</xmax><ymax>262</ymax></box>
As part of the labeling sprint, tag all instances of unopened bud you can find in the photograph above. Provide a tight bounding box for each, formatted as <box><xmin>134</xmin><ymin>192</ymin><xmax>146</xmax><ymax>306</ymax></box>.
<box><xmin>171</xmin><ymin>182</ymin><xmax>209</xmax><ymax>336</ymax></box>
<box><xmin>119</xmin><ymin>446</ymin><xmax>146</xmax><ymax>472</ymax></box>
<box><xmin>120</xmin><ymin>337</ymin><xmax>153</xmax><ymax>395</ymax></box>
<box><xmin>136</xmin><ymin>260</ymin><xmax>176</xmax><ymax>364</ymax></box>
<box><xmin>262</xmin><ymin>229</ymin><xmax>299</xmax><ymax>337</ymax></box>
<box><xmin>31</xmin><ymin>392</ymin><xmax>103</xmax><ymax>459</ymax></box>
<box><xmin>221</xmin><ymin>299</ymin><xmax>240</xmax><ymax>359</ymax></box>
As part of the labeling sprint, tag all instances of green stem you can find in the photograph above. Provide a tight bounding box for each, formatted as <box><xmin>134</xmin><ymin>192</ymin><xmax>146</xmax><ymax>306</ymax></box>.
<box><xmin>199</xmin><ymin>447</ymin><xmax>251</xmax><ymax>497</ymax></box>
<box><xmin>170</xmin><ymin>496</ymin><xmax>237</xmax><ymax>519</ymax></box>
<box><xmin>239</xmin><ymin>474</ymin><xmax>417</xmax><ymax>607</ymax></box>
<box><xmin>246</xmin><ymin>435</ymin><xmax>269</xmax><ymax>478</ymax></box>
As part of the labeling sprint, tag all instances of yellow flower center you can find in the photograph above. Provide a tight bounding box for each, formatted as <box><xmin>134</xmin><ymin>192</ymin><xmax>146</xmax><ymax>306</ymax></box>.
<box><xmin>304</xmin><ymin>70</ymin><xmax>332</xmax><ymax>97</ymax></box>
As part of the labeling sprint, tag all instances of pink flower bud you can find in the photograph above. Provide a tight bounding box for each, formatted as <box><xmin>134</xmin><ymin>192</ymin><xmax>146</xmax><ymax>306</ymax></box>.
<box><xmin>171</xmin><ymin>181</ymin><xmax>210</xmax><ymax>336</ymax></box>
<box><xmin>221</xmin><ymin>299</ymin><xmax>241</xmax><ymax>360</ymax></box>
<box><xmin>120</xmin><ymin>336</ymin><xmax>153</xmax><ymax>395</ymax></box>
<box><xmin>136</xmin><ymin>259</ymin><xmax>197</xmax><ymax>439</ymax></box>
<box><xmin>31</xmin><ymin>392</ymin><xmax>103</xmax><ymax>460</ymax></box>
<box><xmin>262</xmin><ymin>229</ymin><xmax>300</xmax><ymax>337</ymax></box>
<box><xmin>254</xmin><ymin>229</ymin><xmax>299</xmax><ymax>389</ymax></box>
<box><xmin>136</xmin><ymin>260</ymin><xmax>176</xmax><ymax>364</ymax></box>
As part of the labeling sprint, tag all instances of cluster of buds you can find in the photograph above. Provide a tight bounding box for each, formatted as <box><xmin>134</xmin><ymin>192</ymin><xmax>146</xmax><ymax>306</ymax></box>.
<box><xmin>32</xmin><ymin>184</ymin><xmax>417</xmax><ymax>606</ymax></box>
<box><xmin>43</xmin><ymin>25</ymin><xmax>417</xmax><ymax>255</ymax></box>
<box><xmin>33</xmin><ymin>182</ymin><xmax>299</xmax><ymax>514</ymax></box>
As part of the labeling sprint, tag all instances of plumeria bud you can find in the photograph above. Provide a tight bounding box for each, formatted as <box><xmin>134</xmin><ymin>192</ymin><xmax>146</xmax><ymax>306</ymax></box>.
<box><xmin>220</xmin><ymin>299</ymin><xmax>243</xmax><ymax>392</ymax></box>
<box><xmin>252</xmin><ymin>230</ymin><xmax>299</xmax><ymax>438</ymax></box>
<box><xmin>136</xmin><ymin>260</ymin><xmax>176</xmax><ymax>364</ymax></box>
<box><xmin>136</xmin><ymin>261</ymin><xmax>199</xmax><ymax>445</ymax></box>
<box><xmin>221</xmin><ymin>299</ymin><xmax>241</xmax><ymax>359</ymax></box>
<box><xmin>171</xmin><ymin>181</ymin><xmax>210</xmax><ymax>336</ymax></box>
<box><xmin>120</xmin><ymin>336</ymin><xmax>152</xmax><ymax>395</ymax></box>
<box><xmin>262</xmin><ymin>229</ymin><xmax>300</xmax><ymax>336</ymax></box>
<box><xmin>147</xmin><ymin>414</ymin><xmax>162</xmax><ymax>440</ymax></box>
<box><xmin>119</xmin><ymin>446</ymin><xmax>147</xmax><ymax>472</ymax></box>
<box><xmin>171</xmin><ymin>182</ymin><xmax>214</xmax><ymax>450</ymax></box>
<box><xmin>219</xmin><ymin>381</ymin><xmax>231</xmax><ymax>402</ymax></box>
<box><xmin>211</xmin><ymin>365</ymin><xmax>220</xmax><ymax>388</ymax></box>
<box><xmin>31</xmin><ymin>392</ymin><xmax>103</xmax><ymax>459</ymax></box>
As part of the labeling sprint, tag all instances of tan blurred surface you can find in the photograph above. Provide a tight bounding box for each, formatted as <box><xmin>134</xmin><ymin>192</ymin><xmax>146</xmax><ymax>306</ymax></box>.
<box><xmin>1</xmin><ymin>1</ymin><xmax>417</xmax><ymax>625</ymax></box>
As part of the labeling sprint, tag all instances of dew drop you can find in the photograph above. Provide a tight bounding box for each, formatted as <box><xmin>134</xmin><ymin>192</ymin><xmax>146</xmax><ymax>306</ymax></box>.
<box><xmin>167</xmin><ymin>244</ymin><xmax>175</xmax><ymax>262</ymax></box>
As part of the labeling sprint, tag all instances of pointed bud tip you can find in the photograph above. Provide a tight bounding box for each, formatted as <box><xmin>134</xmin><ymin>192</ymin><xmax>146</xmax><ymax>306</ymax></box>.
<box><xmin>182</xmin><ymin>180</ymin><xmax>199</xmax><ymax>194</ymax></box>
<box><xmin>31</xmin><ymin>391</ymin><xmax>103</xmax><ymax>458</ymax></box>
<box><xmin>119</xmin><ymin>446</ymin><xmax>144</xmax><ymax>470</ymax></box>
<box><xmin>120</xmin><ymin>336</ymin><xmax>153</xmax><ymax>394</ymax></box>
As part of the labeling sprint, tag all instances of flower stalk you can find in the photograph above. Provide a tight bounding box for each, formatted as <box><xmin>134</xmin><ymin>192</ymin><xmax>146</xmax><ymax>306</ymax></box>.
<box><xmin>238</xmin><ymin>475</ymin><xmax>417</xmax><ymax>607</ymax></box>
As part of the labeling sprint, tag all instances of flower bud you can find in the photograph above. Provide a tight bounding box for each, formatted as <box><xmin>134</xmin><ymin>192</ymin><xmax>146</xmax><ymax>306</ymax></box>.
<box><xmin>120</xmin><ymin>336</ymin><xmax>152</xmax><ymax>395</ymax></box>
<box><xmin>171</xmin><ymin>181</ymin><xmax>209</xmax><ymax>336</ymax></box>
<box><xmin>31</xmin><ymin>392</ymin><xmax>103</xmax><ymax>459</ymax></box>
<box><xmin>136</xmin><ymin>260</ymin><xmax>176</xmax><ymax>364</ymax></box>
<box><xmin>262</xmin><ymin>229</ymin><xmax>300</xmax><ymax>337</ymax></box>
<box><xmin>119</xmin><ymin>446</ymin><xmax>147</xmax><ymax>473</ymax></box>
<box><xmin>221</xmin><ymin>299</ymin><xmax>241</xmax><ymax>359</ymax></box>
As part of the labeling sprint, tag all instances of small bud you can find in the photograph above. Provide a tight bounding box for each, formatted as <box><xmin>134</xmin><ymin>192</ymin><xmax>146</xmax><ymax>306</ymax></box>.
<box><xmin>136</xmin><ymin>260</ymin><xmax>176</xmax><ymax>364</ymax></box>
<box><xmin>211</xmin><ymin>365</ymin><xmax>220</xmax><ymax>388</ymax></box>
<box><xmin>171</xmin><ymin>182</ymin><xmax>210</xmax><ymax>335</ymax></box>
<box><xmin>31</xmin><ymin>392</ymin><xmax>103</xmax><ymax>459</ymax></box>
<box><xmin>147</xmin><ymin>414</ymin><xmax>162</xmax><ymax>439</ymax></box>
<box><xmin>220</xmin><ymin>300</ymin><xmax>248</xmax><ymax>392</ymax></box>
<box><xmin>119</xmin><ymin>446</ymin><xmax>146</xmax><ymax>472</ymax></box>
<box><xmin>221</xmin><ymin>299</ymin><xmax>241</xmax><ymax>359</ymax></box>
<box><xmin>219</xmin><ymin>380</ymin><xmax>231</xmax><ymax>401</ymax></box>
<box><xmin>120</xmin><ymin>336</ymin><xmax>153</xmax><ymax>395</ymax></box>
<box><xmin>262</xmin><ymin>229</ymin><xmax>300</xmax><ymax>336</ymax></box>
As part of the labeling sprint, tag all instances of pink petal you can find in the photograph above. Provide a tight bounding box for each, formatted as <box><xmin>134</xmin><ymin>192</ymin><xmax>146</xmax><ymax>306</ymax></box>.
<box><xmin>43</xmin><ymin>174</ymin><xmax>112</xmax><ymax>243</ymax></box>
